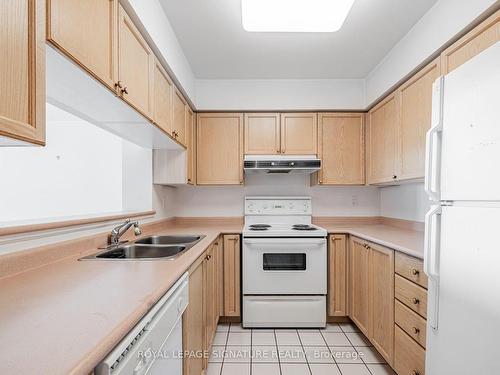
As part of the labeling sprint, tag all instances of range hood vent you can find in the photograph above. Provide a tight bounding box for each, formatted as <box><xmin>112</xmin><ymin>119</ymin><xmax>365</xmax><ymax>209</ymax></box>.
<box><xmin>244</xmin><ymin>155</ymin><xmax>321</xmax><ymax>174</ymax></box>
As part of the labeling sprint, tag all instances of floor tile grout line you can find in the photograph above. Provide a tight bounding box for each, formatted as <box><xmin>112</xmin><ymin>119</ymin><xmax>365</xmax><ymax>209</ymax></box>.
<box><xmin>274</xmin><ymin>329</ymin><xmax>283</xmax><ymax>375</ymax></box>
<box><xmin>343</xmin><ymin>330</ymin><xmax>373</xmax><ymax>375</ymax></box>
<box><xmin>296</xmin><ymin>329</ymin><xmax>313</xmax><ymax>375</ymax></box>
<box><xmin>319</xmin><ymin>328</ymin><xmax>345</xmax><ymax>373</ymax></box>
<box><xmin>250</xmin><ymin>328</ymin><xmax>253</xmax><ymax>375</ymax></box>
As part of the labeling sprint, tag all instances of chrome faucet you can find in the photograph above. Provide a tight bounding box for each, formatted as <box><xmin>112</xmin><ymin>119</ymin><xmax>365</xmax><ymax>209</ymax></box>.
<box><xmin>109</xmin><ymin>219</ymin><xmax>142</xmax><ymax>245</ymax></box>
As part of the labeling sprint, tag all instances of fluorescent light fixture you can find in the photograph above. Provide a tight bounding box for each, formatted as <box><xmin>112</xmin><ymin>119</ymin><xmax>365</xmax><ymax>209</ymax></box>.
<box><xmin>242</xmin><ymin>0</ymin><xmax>355</xmax><ymax>32</ymax></box>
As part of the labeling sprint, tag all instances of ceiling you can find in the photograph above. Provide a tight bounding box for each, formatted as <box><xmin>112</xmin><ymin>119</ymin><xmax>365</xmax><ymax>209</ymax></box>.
<box><xmin>160</xmin><ymin>0</ymin><xmax>438</xmax><ymax>80</ymax></box>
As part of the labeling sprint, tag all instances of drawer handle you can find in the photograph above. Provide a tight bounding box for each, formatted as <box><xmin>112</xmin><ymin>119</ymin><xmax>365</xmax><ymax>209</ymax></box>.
<box><xmin>412</xmin><ymin>370</ymin><xmax>420</xmax><ymax>375</ymax></box>
<box><xmin>411</xmin><ymin>268</ymin><xmax>420</xmax><ymax>276</ymax></box>
<box><xmin>412</xmin><ymin>327</ymin><xmax>420</xmax><ymax>334</ymax></box>
<box><xmin>412</xmin><ymin>298</ymin><xmax>420</xmax><ymax>305</ymax></box>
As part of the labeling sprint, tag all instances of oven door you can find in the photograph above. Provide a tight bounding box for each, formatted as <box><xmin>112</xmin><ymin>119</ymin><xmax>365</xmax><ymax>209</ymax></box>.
<box><xmin>243</xmin><ymin>237</ymin><xmax>327</xmax><ymax>294</ymax></box>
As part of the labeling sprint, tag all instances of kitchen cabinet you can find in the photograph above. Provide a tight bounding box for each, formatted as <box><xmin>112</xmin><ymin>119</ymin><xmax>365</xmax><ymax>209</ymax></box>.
<box><xmin>395</xmin><ymin>252</ymin><xmax>428</xmax><ymax>289</ymax></box>
<box><xmin>315</xmin><ymin>113</ymin><xmax>365</xmax><ymax>185</ymax></box>
<box><xmin>204</xmin><ymin>244</ymin><xmax>217</xmax><ymax>367</ymax></box>
<box><xmin>216</xmin><ymin>237</ymin><xmax>225</xmax><ymax>317</ymax></box>
<box><xmin>328</xmin><ymin>234</ymin><xmax>348</xmax><ymax>317</ymax></box>
<box><xmin>183</xmin><ymin>254</ymin><xmax>205</xmax><ymax>375</ymax></box>
<box><xmin>47</xmin><ymin>0</ymin><xmax>118</xmax><ymax>91</ymax></box>
<box><xmin>395</xmin><ymin>274</ymin><xmax>428</xmax><ymax>319</ymax></box>
<box><xmin>394</xmin><ymin>325</ymin><xmax>426</xmax><ymax>375</ymax></box>
<box><xmin>369</xmin><ymin>242</ymin><xmax>395</xmax><ymax>366</ymax></box>
<box><xmin>441</xmin><ymin>9</ymin><xmax>500</xmax><ymax>74</ymax></box>
<box><xmin>197</xmin><ymin>113</ymin><xmax>244</xmax><ymax>185</ymax></box>
<box><xmin>349</xmin><ymin>237</ymin><xmax>371</xmax><ymax>336</ymax></box>
<box><xmin>186</xmin><ymin>106</ymin><xmax>196</xmax><ymax>185</ymax></box>
<box><xmin>173</xmin><ymin>89</ymin><xmax>187</xmax><ymax>146</ymax></box>
<box><xmin>367</xmin><ymin>93</ymin><xmax>399</xmax><ymax>184</ymax></box>
<box><xmin>280</xmin><ymin>113</ymin><xmax>318</xmax><ymax>155</ymax></box>
<box><xmin>117</xmin><ymin>4</ymin><xmax>154</xmax><ymax>119</ymax></box>
<box><xmin>0</xmin><ymin>0</ymin><xmax>45</xmax><ymax>145</ymax></box>
<box><xmin>153</xmin><ymin>58</ymin><xmax>174</xmax><ymax>135</ymax></box>
<box><xmin>244</xmin><ymin>113</ymin><xmax>281</xmax><ymax>154</ymax></box>
<box><xmin>223</xmin><ymin>234</ymin><xmax>241</xmax><ymax>317</ymax></box>
<box><xmin>398</xmin><ymin>58</ymin><xmax>440</xmax><ymax>180</ymax></box>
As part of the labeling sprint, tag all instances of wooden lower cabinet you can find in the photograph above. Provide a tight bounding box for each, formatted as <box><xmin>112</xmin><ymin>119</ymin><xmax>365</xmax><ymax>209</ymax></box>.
<box><xmin>328</xmin><ymin>234</ymin><xmax>348</xmax><ymax>317</ymax></box>
<box><xmin>204</xmin><ymin>244</ymin><xmax>217</xmax><ymax>364</ymax></box>
<box><xmin>369</xmin><ymin>242</ymin><xmax>394</xmax><ymax>366</ymax></box>
<box><xmin>349</xmin><ymin>237</ymin><xmax>371</xmax><ymax>335</ymax></box>
<box><xmin>394</xmin><ymin>325</ymin><xmax>426</xmax><ymax>375</ymax></box>
<box><xmin>183</xmin><ymin>255</ymin><xmax>205</xmax><ymax>375</ymax></box>
<box><xmin>223</xmin><ymin>234</ymin><xmax>241</xmax><ymax>317</ymax></box>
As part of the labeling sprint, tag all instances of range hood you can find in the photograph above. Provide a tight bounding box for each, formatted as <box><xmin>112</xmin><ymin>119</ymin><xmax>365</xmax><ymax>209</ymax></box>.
<box><xmin>244</xmin><ymin>155</ymin><xmax>321</xmax><ymax>174</ymax></box>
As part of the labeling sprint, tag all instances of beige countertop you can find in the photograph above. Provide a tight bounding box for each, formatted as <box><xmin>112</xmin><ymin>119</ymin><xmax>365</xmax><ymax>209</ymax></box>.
<box><xmin>0</xmin><ymin>218</ymin><xmax>423</xmax><ymax>375</ymax></box>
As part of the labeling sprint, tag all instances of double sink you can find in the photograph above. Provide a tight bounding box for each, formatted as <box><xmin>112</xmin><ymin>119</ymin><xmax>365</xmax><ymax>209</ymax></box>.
<box><xmin>80</xmin><ymin>235</ymin><xmax>205</xmax><ymax>260</ymax></box>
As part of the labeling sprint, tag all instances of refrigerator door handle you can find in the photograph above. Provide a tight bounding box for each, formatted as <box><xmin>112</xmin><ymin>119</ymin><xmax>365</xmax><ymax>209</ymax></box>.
<box><xmin>424</xmin><ymin>205</ymin><xmax>442</xmax><ymax>330</ymax></box>
<box><xmin>425</xmin><ymin>76</ymin><xmax>444</xmax><ymax>201</ymax></box>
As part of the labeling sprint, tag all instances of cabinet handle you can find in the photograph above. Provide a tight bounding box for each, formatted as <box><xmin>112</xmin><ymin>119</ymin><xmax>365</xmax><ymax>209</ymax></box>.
<box><xmin>412</xmin><ymin>327</ymin><xmax>420</xmax><ymax>334</ymax></box>
<box><xmin>206</xmin><ymin>254</ymin><xmax>212</xmax><ymax>261</ymax></box>
<box><xmin>121</xmin><ymin>87</ymin><xmax>128</xmax><ymax>95</ymax></box>
<box><xmin>412</xmin><ymin>370</ymin><xmax>420</xmax><ymax>375</ymax></box>
<box><xmin>214</xmin><ymin>242</ymin><xmax>218</xmax><ymax>246</ymax></box>
<box><xmin>411</xmin><ymin>268</ymin><xmax>420</xmax><ymax>276</ymax></box>
<box><xmin>393</xmin><ymin>175</ymin><xmax>397</xmax><ymax>179</ymax></box>
<box><xmin>412</xmin><ymin>298</ymin><xmax>420</xmax><ymax>305</ymax></box>
<box><xmin>115</xmin><ymin>81</ymin><xmax>123</xmax><ymax>89</ymax></box>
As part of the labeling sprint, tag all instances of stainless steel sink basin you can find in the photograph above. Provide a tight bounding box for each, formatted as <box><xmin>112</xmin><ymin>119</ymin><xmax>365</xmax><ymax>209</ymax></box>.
<box><xmin>135</xmin><ymin>235</ymin><xmax>203</xmax><ymax>246</ymax></box>
<box><xmin>79</xmin><ymin>234</ymin><xmax>205</xmax><ymax>260</ymax></box>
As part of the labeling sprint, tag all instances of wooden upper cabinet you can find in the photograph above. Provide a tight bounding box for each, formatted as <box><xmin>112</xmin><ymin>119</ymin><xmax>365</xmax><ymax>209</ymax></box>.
<box><xmin>0</xmin><ymin>0</ymin><xmax>45</xmax><ymax>145</ymax></box>
<box><xmin>280</xmin><ymin>113</ymin><xmax>318</xmax><ymax>155</ymax></box>
<box><xmin>47</xmin><ymin>0</ymin><xmax>117</xmax><ymax>91</ymax></box>
<box><xmin>441</xmin><ymin>9</ymin><xmax>500</xmax><ymax>74</ymax></box>
<box><xmin>186</xmin><ymin>106</ymin><xmax>196</xmax><ymax>185</ymax></box>
<box><xmin>197</xmin><ymin>113</ymin><xmax>244</xmax><ymax>185</ymax></box>
<box><xmin>173</xmin><ymin>89</ymin><xmax>187</xmax><ymax>147</ymax></box>
<box><xmin>328</xmin><ymin>235</ymin><xmax>348</xmax><ymax>317</ymax></box>
<box><xmin>153</xmin><ymin>58</ymin><xmax>173</xmax><ymax>135</ymax></box>
<box><xmin>398</xmin><ymin>58</ymin><xmax>440</xmax><ymax>181</ymax></box>
<box><xmin>369</xmin><ymin>242</ymin><xmax>395</xmax><ymax>366</ymax></box>
<box><xmin>317</xmin><ymin>113</ymin><xmax>365</xmax><ymax>185</ymax></box>
<box><xmin>349</xmin><ymin>237</ymin><xmax>371</xmax><ymax>336</ymax></box>
<box><xmin>244</xmin><ymin>113</ymin><xmax>280</xmax><ymax>154</ymax></box>
<box><xmin>117</xmin><ymin>4</ymin><xmax>154</xmax><ymax>119</ymax></box>
<box><xmin>367</xmin><ymin>94</ymin><xmax>398</xmax><ymax>184</ymax></box>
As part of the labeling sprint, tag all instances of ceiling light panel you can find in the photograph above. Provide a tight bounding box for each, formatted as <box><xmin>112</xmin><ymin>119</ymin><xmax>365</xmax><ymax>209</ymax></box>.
<box><xmin>242</xmin><ymin>0</ymin><xmax>355</xmax><ymax>32</ymax></box>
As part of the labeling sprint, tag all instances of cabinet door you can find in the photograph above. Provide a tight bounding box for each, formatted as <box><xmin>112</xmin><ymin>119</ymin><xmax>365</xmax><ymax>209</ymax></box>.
<box><xmin>369</xmin><ymin>242</ymin><xmax>395</xmax><ymax>366</ymax></box>
<box><xmin>153</xmin><ymin>58</ymin><xmax>173</xmax><ymax>135</ymax></box>
<box><xmin>349</xmin><ymin>237</ymin><xmax>371</xmax><ymax>336</ymax></box>
<box><xmin>47</xmin><ymin>0</ymin><xmax>117</xmax><ymax>91</ymax></box>
<box><xmin>223</xmin><ymin>235</ymin><xmax>241</xmax><ymax>317</ymax></box>
<box><xmin>244</xmin><ymin>113</ymin><xmax>280</xmax><ymax>154</ymax></box>
<box><xmin>197</xmin><ymin>113</ymin><xmax>244</xmax><ymax>185</ymax></box>
<box><xmin>118</xmin><ymin>4</ymin><xmax>154</xmax><ymax>119</ymax></box>
<box><xmin>204</xmin><ymin>246</ymin><xmax>216</xmax><ymax>358</ymax></box>
<box><xmin>216</xmin><ymin>237</ymin><xmax>225</xmax><ymax>318</ymax></box>
<box><xmin>328</xmin><ymin>235</ymin><xmax>348</xmax><ymax>317</ymax></box>
<box><xmin>183</xmin><ymin>256</ymin><xmax>205</xmax><ymax>375</ymax></box>
<box><xmin>0</xmin><ymin>0</ymin><xmax>45</xmax><ymax>145</ymax></box>
<box><xmin>173</xmin><ymin>89</ymin><xmax>187</xmax><ymax>146</ymax></box>
<box><xmin>398</xmin><ymin>58</ymin><xmax>440</xmax><ymax>181</ymax></box>
<box><xmin>186</xmin><ymin>106</ymin><xmax>196</xmax><ymax>185</ymax></box>
<box><xmin>280</xmin><ymin>113</ymin><xmax>318</xmax><ymax>155</ymax></box>
<box><xmin>317</xmin><ymin>113</ymin><xmax>364</xmax><ymax>185</ymax></box>
<box><xmin>367</xmin><ymin>94</ymin><xmax>398</xmax><ymax>184</ymax></box>
<box><xmin>441</xmin><ymin>9</ymin><xmax>500</xmax><ymax>74</ymax></box>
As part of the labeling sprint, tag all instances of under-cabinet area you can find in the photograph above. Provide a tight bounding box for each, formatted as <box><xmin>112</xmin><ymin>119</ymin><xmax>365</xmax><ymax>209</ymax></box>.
<box><xmin>1</xmin><ymin>2</ymin><xmax>499</xmax><ymax>375</ymax></box>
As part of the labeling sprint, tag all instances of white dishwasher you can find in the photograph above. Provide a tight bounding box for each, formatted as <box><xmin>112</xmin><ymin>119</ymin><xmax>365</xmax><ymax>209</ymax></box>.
<box><xmin>95</xmin><ymin>273</ymin><xmax>188</xmax><ymax>375</ymax></box>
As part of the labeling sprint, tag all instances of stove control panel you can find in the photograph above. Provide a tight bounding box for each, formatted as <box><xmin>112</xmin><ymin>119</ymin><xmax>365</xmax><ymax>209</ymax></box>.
<box><xmin>245</xmin><ymin>197</ymin><xmax>312</xmax><ymax>215</ymax></box>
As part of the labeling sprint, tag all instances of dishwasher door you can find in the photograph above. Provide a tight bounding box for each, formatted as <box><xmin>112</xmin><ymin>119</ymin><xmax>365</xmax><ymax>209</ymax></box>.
<box><xmin>95</xmin><ymin>273</ymin><xmax>188</xmax><ymax>375</ymax></box>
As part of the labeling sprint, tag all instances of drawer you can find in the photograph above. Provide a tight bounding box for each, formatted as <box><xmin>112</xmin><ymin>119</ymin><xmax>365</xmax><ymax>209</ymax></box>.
<box><xmin>394</xmin><ymin>325</ymin><xmax>426</xmax><ymax>375</ymax></box>
<box><xmin>395</xmin><ymin>299</ymin><xmax>427</xmax><ymax>348</ymax></box>
<box><xmin>395</xmin><ymin>275</ymin><xmax>427</xmax><ymax>318</ymax></box>
<box><xmin>395</xmin><ymin>252</ymin><xmax>428</xmax><ymax>289</ymax></box>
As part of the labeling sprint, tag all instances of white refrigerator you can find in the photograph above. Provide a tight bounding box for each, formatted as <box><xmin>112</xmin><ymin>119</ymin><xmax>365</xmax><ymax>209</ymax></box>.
<box><xmin>424</xmin><ymin>41</ymin><xmax>500</xmax><ymax>374</ymax></box>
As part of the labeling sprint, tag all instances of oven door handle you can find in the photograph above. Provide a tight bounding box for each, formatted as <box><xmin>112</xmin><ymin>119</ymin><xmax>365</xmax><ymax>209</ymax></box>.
<box><xmin>243</xmin><ymin>238</ymin><xmax>326</xmax><ymax>245</ymax></box>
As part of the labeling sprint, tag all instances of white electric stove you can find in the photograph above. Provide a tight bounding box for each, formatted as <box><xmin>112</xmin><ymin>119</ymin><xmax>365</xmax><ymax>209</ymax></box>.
<box><xmin>242</xmin><ymin>196</ymin><xmax>327</xmax><ymax>328</ymax></box>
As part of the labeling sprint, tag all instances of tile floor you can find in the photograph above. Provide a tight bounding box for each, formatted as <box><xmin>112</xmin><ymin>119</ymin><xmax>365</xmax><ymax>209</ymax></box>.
<box><xmin>207</xmin><ymin>323</ymin><xmax>396</xmax><ymax>375</ymax></box>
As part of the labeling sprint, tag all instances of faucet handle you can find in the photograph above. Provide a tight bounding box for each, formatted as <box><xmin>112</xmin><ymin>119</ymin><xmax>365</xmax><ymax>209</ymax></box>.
<box><xmin>134</xmin><ymin>223</ymin><xmax>142</xmax><ymax>236</ymax></box>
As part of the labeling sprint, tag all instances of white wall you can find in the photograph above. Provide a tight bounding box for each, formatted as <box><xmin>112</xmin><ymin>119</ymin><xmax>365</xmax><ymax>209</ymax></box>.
<box><xmin>171</xmin><ymin>174</ymin><xmax>380</xmax><ymax>217</ymax></box>
<box><xmin>365</xmin><ymin>0</ymin><xmax>498</xmax><ymax>105</ymax></box>
<box><xmin>379</xmin><ymin>183</ymin><xmax>431</xmax><ymax>222</ymax></box>
<box><xmin>195</xmin><ymin>79</ymin><xmax>366</xmax><ymax>111</ymax></box>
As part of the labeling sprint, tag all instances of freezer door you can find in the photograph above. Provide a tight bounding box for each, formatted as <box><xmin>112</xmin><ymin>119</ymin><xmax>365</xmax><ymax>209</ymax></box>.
<box><xmin>440</xmin><ymin>41</ymin><xmax>500</xmax><ymax>201</ymax></box>
<box><xmin>426</xmin><ymin>204</ymin><xmax>500</xmax><ymax>374</ymax></box>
